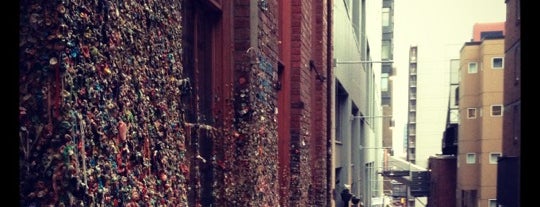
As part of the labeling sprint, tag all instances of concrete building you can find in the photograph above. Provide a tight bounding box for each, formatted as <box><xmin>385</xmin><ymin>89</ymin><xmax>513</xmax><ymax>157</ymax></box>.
<box><xmin>407</xmin><ymin>45</ymin><xmax>418</xmax><ymax>165</ymax></box>
<box><xmin>442</xmin><ymin>59</ymin><xmax>461</xmax><ymax>156</ymax></box>
<box><xmin>404</xmin><ymin>45</ymin><xmax>429</xmax><ymax>207</ymax></box>
<box><xmin>381</xmin><ymin>0</ymin><xmax>396</xmax><ymax>201</ymax></box>
<box><xmin>457</xmin><ymin>22</ymin><xmax>505</xmax><ymax>207</ymax></box>
<box><xmin>332</xmin><ymin>0</ymin><xmax>383</xmax><ymax>206</ymax></box>
<box><xmin>429</xmin><ymin>58</ymin><xmax>460</xmax><ymax>207</ymax></box>
<box><xmin>497</xmin><ymin>0</ymin><xmax>520</xmax><ymax>206</ymax></box>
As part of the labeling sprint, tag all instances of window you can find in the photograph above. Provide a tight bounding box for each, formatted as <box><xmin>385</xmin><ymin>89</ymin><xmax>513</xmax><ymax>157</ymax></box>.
<box><xmin>466</xmin><ymin>153</ymin><xmax>476</xmax><ymax>164</ymax></box>
<box><xmin>410</xmin><ymin>88</ymin><xmax>416</xmax><ymax>99</ymax></box>
<box><xmin>382</xmin><ymin>7</ymin><xmax>390</xmax><ymax>27</ymax></box>
<box><xmin>480</xmin><ymin>31</ymin><xmax>503</xmax><ymax>39</ymax></box>
<box><xmin>410</xmin><ymin>75</ymin><xmax>417</xmax><ymax>87</ymax></box>
<box><xmin>489</xmin><ymin>153</ymin><xmax>501</xmax><ymax>164</ymax></box>
<box><xmin>336</xmin><ymin>84</ymin><xmax>347</xmax><ymax>143</ymax></box>
<box><xmin>410</xmin><ymin>47</ymin><xmax>417</xmax><ymax>62</ymax></box>
<box><xmin>410</xmin><ymin>63</ymin><xmax>417</xmax><ymax>74</ymax></box>
<box><xmin>488</xmin><ymin>199</ymin><xmax>497</xmax><ymax>207</ymax></box>
<box><xmin>454</xmin><ymin>86</ymin><xmax>459</xmax><ymax>106</ymax></box>
<box><xmin>408</xmin><ymin>124</ymin><xmax>416</xmax><ymax>135</ymax></box>
<box><xmin>468</xmin><ymin>62</ymin><xmax>478</xmax><ymax>73</ymax></box>
<box><xmin>335</xmin><ymin>167</ymin><xmax>342</xmax><ymax>186</ymax></box>
<box><xmin>491</xmin><ymin>105</ymin><xmax>503</xmax><ymax>117</ymax></box>
<box><xmin>382</xmin><ymin>40</ymin><xmax>391</xmax><ymax>60</ymax></box>
<box><xmin>381</xmin><ymin>73</ymin><xmax>389</xmax><ymax>91</ymax></box>
<box><xmin>492</xmin><ymin>57</ymin><xmax>504</xmax><ymax>69</ymax></box>
<box><xmin>467</xmin><ymin>108</ymin><xmax>477</xmax><ymax>119</ymax></box>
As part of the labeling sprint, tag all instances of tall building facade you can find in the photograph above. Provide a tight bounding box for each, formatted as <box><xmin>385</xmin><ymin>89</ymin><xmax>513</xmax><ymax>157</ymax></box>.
<box><xmin>406</xmin><ymin>46</ymin><xmax>418</xmax><ymax>164</ymax></box>
<box><xmin>276</xmin><ymin>1</ymin><xmax>333</xmax><ymax>206</ymax></box>
<box><xmin>19</xmin><ymin>0</ymin><xmax>333</xmax><ymax>206</ymax></box>
<box><xmin>332</xmin><ymin>0</ymin><xmax>383</xmax><ymax>206</ymax></box>
<box><xmin>405</xmin><ymin>45</ymin><xmax>426</xmax><ymax>207</ymax></box>
<box><xmin>497</xmin><ymin>0</ymin><xmax>520</xmax><ymax>206</ymax></box>
<box><xmin>429</xmin><ymin>58</ymin><xmax>461</xmax><ymax>207</ymax></box>
<box><xmin>457</xmin><ymin>22</ymin><xmax>505</xmax><ymax>207</ymax></box>
<box><xmin>380</xmin><ymin>0</ymin><xmax>396</xmax><ymax>203</ymax></box>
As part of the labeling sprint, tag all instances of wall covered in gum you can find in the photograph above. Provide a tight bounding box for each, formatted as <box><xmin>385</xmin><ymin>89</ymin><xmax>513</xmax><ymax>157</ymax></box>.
<box><xmin>20</xmin><ymin>1</ymin><xmax>190</xmax><ymax>206</ymax></box>
<box><xmin>19</xmin><ymin>0</ymin><xmax>286</xmax><ymax>206</ymax></box>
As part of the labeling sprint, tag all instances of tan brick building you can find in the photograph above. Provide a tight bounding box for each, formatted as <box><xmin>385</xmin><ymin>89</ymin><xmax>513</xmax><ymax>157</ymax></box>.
<box><xmin>457</xmin><ymin>22</ymin><xmax>505</xmax><ymax>207</ymax></box>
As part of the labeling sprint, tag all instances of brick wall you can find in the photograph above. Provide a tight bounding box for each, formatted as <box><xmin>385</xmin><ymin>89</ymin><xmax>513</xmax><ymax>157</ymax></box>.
<box><xmin>227</xmin><ymin>0</ymin><xmax>281</xmax><ymax>206</ymax></box>
<box><xmin>289</xmin><ymin>0</ymin><xmax>330</xmax><ymax>206</ymax></box>
<box><xmin>309</xmin><ymin>1</ymin><xmax>330</xmax><ymax>205</ymax></box>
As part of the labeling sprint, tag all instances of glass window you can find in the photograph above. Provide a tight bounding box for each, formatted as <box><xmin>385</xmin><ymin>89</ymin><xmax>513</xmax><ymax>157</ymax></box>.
<box><xmin>491</xmin><ymin>105</ymin><xmax>503</xmax><ymax>117</ymax></box>
<box><xmin>410</xmin><ymin>64</ymin><xmax>417</xmax><ymax>74</ymax></box>
<box><xmin>489</xmin><ymin>153</ymin><xmax>501</xmax><ymax>164</ymax></box>
<box><xmin>468</xmin><ymin>62</ymin><xmax>478</xmax><ymax>73</ymax></box>
<box><xmin>382</xmin><ymin>41</ymin><xmax>391</xmax><ymax>60</ymax></box>
<box><xmin>488</xmin><ymin>199</ymin><xmax>497</xmax><ymax>207</ymax></box>
<box><xmin>381</xmin><ymin>73</ymin><xmax>389</xmax><ymax>91</ymax></box>
<box><xmin>382</xmin><ymin>8</ymin><xmax>390</xmax><ymax>27</ymax></box>
<box><xmin>467</xmin><ymin>108</ymin><xmax>476</xmax><ymax>119</ymax></box>
<box><xmin>492</xmin><ymin>57</ymin><xmax>504</xmax><ymax>69</ymax></box>
<box><xmin>466</xmin><ymin>153</ymin><xmax>476</xmax><ymax>164</ymax></box>
<box><xmin>454</xmin><ymin>86</ymin><xmax>459</xmax><ymax>106</ymax></box>
<box><xmin>410</xmin><ymin>47</ymin><xmax>417</xmax><ymax>62</ymax></box>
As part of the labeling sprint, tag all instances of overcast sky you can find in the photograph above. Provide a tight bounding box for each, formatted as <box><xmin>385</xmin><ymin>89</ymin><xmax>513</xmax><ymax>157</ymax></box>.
<box><xmin>391</xmin><ymin>0</ymin><xmax>507</xmax><ymax>157</ymax></box>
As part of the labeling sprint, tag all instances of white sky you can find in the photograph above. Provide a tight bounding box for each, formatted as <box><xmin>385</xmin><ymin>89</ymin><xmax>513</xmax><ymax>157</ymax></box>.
<box><xmin>391</xmin><ymin>0</ymin><xmax>507</xmax><ymax>158</ymax></box>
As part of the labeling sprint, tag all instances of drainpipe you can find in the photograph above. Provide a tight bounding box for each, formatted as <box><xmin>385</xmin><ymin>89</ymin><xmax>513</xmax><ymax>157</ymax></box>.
<box><xmin>250</xmin><ymin>0</ymin><xmax>259</xmax><ymax>48</ymax></box>
<box><xmin>326</xmin><ymin>0</ymin><xmax>334</xmax><ymax>206</ymax></box>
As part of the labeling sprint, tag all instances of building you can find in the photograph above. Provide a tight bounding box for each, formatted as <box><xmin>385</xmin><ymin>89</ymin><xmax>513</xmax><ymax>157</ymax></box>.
<box><xmin>427</xmin><ymin>155</ymin><xmax>457</xmax><ymax>207</ymax></box>
<box><xmin>406</xmin><ymin>45</ymin><xmax>418</xmax><ymax>165</ymax></box>
<box><xmin>429</xmin><ymin>58</ymin><xmax>460</xmax><ymax>207</ymax></box>
<box><xmin>441</xmin><ymin>59</ymin><xmax>461</xmax><ymax>156</ymax></box>
<box><xmin>332</xmin><ymin>0</ymin><xmax>384</xmax><ymax>206</ymax></box>
<box><xmin>497</xmin><ymin>0</ymin><xmax>520</xmax><ymax>206</ymax></box>
<box><xmin>427</xmin><ymin>58</ymin><xmax>461</xmax><ymax>207</ymax></box>
<box><xmin>276</xmin><ymin>0</ymin><xmax>333</xmax><ymax>206</ymax></box>
<box><xmin>457</xmin><ymin>22</ymin><xmax>505</xmax><ymax>207</ymax></box>
<box><xmin>18</xmin><ymin>0</ymin><xmax>333</xmax><ymax>206</ymax></box>
<box><xmin>380</xmin><ymin>0</ymin><xmax>396</xmax><ymax>201</ymax></box>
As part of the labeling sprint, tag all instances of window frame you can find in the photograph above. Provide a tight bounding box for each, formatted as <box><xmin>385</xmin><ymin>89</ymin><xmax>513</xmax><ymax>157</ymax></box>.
<box><xmin>488</xmin><ymin>199</ymin><xmax>497</xmax><ymax>207</ymax></box>
<box><xmin>489</xmin><ymin>152</ymin><xmax>501</xmax><ymax>164</ymax></box>
<box><xmin>381</xmin><ymin>40</ymin><xmax>391</xmax><ymax>60</ymax></box>
<box><xmin>468</xmin><ymin>62</ymin><xmax>478</xmax><ymax>74</ymax></box>
<box><xmin>381</xmin><ymin>73</ymin><xmax>389</xmax><ymax>92</ymax></box>
<box><xmin>492</xmin><ymin>57</ymin><xmax>504</xmax><ymax>69</ymax></box>
<box><xmin>467</xmin><ymin>108</ymin><xmax>477</xmax><ymax>119</ymax></box>
<box><xmin>466</xmin><ymin>153</ymin><xmax>476</xmax><ymax>164</ymax></box>
<box><xmin>491</xmin><ymin>105</ymin><xmax>503</xmax><ymax>117</ymax></box>
<box><xmin>382</xmin><ymin>7</ymin><xmax>390</xmax><ymax>27</ymax></box>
